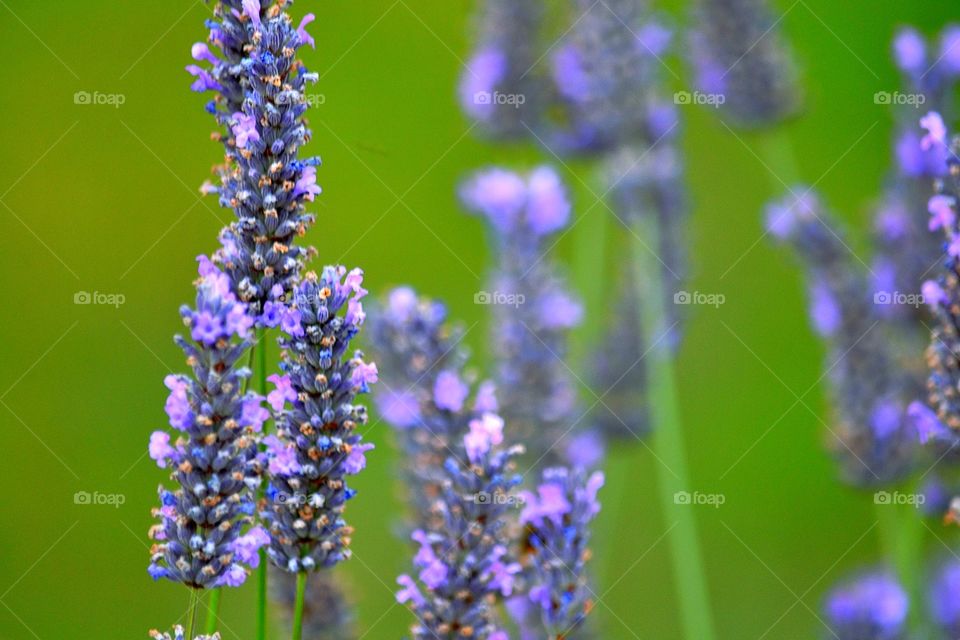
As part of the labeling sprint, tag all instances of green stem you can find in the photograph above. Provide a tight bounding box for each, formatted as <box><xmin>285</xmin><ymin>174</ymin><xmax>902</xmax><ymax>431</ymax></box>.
<box><xmin>204</xmin><ymin>588</ymin><xmax>221</xmax><ymax>635</ymax></box>
<box><xmin>572</xmin><ymin>198</ymin><xmax>610</xmax><ymax>367</ymax></box>
<box><xmin>756</xmin><ymin>128</ymin><xmax>802</xmax><ymax>186</ymax></box>
<box><xmin>874</xmin><ymin>489</ymin><xmax>925</xmax><ymax>636</ymax></box>
<box><xmin>256</xmin><ymin>325</ymin><xmax>269</xmax><ymax>640</ymax></box>
<box><xmin>631</xmin><ymin>217</ymin><xmax>716</xmax><ymax>640</ymax></box>
<box><xmin>186</xmin><ymin>589</ymin><xmax>200</xmax><ymax>640</ymax></box>
<box><xmin>291</xmin><ymin>571</ymin><xmax>307</xmax><ymax>640</ymax></box>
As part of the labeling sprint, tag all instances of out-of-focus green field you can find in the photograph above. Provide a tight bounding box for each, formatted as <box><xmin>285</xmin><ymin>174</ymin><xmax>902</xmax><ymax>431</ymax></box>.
<box><xmin>0</xmin><ymin>1</ymin><xmax>956</xmax><ymax>637</ymax></box>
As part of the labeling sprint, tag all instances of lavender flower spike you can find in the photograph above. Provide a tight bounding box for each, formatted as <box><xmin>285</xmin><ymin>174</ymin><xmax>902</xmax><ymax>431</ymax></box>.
<box><xmin>260</xmin><ymin>266</ymin><xmax>377</xmax><ymax>573</ymax></box>
<box><xmin>823</xmin><ymin>571</ymin><xmax>908</xmax><ymax>640</ymax></box>
<box><xmin>192</xmin><ymin>0</ymin><xmax>320</xmax><ymax>313</ymax></box>
<box><xmin>461</xmin><ymin>166</ymin><xmax>584</xmax><ymax>466</ymax></box>
<box><xmin>396</xmin><ymin>413</ymin><xmax>524</xmax><ymax>640</ymax></box>
<box><xmin>767</xmin><ymin>190</ymin><xmax>918</xmax><ymax>485</ymax></box>
<box><xmin>690</xmin><ymin>0</ymin><xmax>800</xmax><ymax>127</ymax></box>
<box><xmin>518</xmin><ymin>467</ymin><xmax>604</xmax><ymax>638</ymax></box>
<box><xmin>148</xmin><ymin>258</ymin><xmax>269</xmax><ymax>588</ymax></box>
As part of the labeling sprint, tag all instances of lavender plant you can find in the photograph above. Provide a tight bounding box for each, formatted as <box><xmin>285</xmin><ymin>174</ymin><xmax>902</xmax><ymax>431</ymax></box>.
<box><xmin>259</xmin><ymin>267</ymin><xmax>376</xmax><ymax>571</ymax></box>
<box><xmin>689</xmin><ymin>0</ymin><xmax>800</xmax><ymax>128</ymax></box>
<box><xmin>148</xmin><ymin>259</ymin><xmax>269</xmax><ymax>588</ymax></box>
<box><xmin>929</xmin><ymin>556</ymin><xmax>960</xmax><ymax>637</ymax></box>
<box><xmin>823</xmin><ymin>572</ymin><xmax>908</xmax><ymax>640</ymax></box>
<box><xmin>460</xmin><ymin>166</ymin><xmax>584</xmax><ymax>467</ymax></box>
<box><xmin>517</xmin><ymin>467</ymin><xmax>605</xmax><ymax>639</ymax></box>
<box><xmin>767</xmin><ymin>191</ymin><xmax>919</xmax><ymax>485</ymax></box>
<box><xmin>190</xmin><ymin>0</ymin><xmax>320</xmax><ymax>314</ymax></box>
<box><xmin>396</xmin><ymin>413</ymin><xmax>524</xmax><ymax>640</ymax></box>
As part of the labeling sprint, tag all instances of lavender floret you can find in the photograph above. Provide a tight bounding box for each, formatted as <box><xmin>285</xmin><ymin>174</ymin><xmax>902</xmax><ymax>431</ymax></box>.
<box><xmin>148</xmin><ymin>258</ymin><xmax>269</xmax><ymax>589</ymax></box>
<box><xmin>149</xmin><ymin>626</ymin><xmax>221</xmax><ymax>640</ymax></box>
<box><xmin>823</xmin><ymin>572</ymin><xmax>907</xmax><ymax>640</ymax></box>
<box><xmin>260</xmin><ymin>267</ymin><xmax>377</xmax><ymax>573</ymax></box>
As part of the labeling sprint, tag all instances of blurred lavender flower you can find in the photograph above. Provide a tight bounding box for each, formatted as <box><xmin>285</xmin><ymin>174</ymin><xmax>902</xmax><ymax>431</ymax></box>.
<box><xmin>460</xmin><ymin>0</ymin><xmax>546</xmax><ymax>139</ymax></box>
<box><xmin>871</xmin><ymin>26</ymin><xmax>960</xmax><ymax>329</ymax></box>
<box><xmin>930</xmin><ymin>556</ymin><xmax>960</xmax><ymax>637</ymax></box>
<box><xmin>270</xmin><ymin>567</ymin><xmax>356</xmax><ymax>640</ymax></box>
<box><xmin>767</xmin><ymin>190</ymin><xmax>918</xmax><ymax>485</ymax></box>
<box><xmin>260</xmin><ymin>267</ymin><xmax>377</xmax><ymax>573</ymax></box>
<box><xmin>823</xmin><ymin>572</ymin><xmax>908</xmax><ymax>640</ymax></box>
<box><xmin>190</xmin><ymin>0</ymin><xmax>320</xmax><ymax>313</ymax></box>
<box><xmin>149</xmin><ymin>626</ymin><xmax>221</xmax><ymax>640</ymax></box>
<box><xmin>461</xmin><ymin>166</ymin><xmax>584</xmax><ymax>466</ymax></box>
<box><xmin>369</xmin><ymin>287</ymin><xmax>485</xmax><ymax>529</ymax></box>
<box><xmin>396</xmin><ymin>413</ymin><xmax>524</xmax><ymax>640</ymax></box>
<box><xmin>148</xmin><ymin>258</ymin><xmax>269</xmax><ymax>588</ymax></box>
<box><xmin>689</xmin><ymin>0</ymin><xmax>800</xmax><ymax>127</ymax></box>
<box><xmin>517</xmin><ymin>467</ymin><xmax>604</xmax><ymax>638</ymax></box>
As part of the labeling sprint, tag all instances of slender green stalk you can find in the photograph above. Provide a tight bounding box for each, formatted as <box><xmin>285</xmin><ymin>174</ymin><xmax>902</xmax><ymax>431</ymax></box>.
<box><xmin>756</xmin><ymin>128</ymin><xmax>802</xmax><ymax>186</ymax></box>
<box><xmin>256</xmin><ymin>325</ymin><xmax>269</xmax><ymax>640</ymax></box>
<box><xmin>291</xmin><ymin>571</ymin><xmax>308</xmax><ymax>640</ymax></box>
<box><xmin>874</xmin><ymin>488</ymin><xmax>926</xmax><ymax>636</ymax></box>
<box><xmin>204</xmin><ymin>588</ymin><xmax>221</xmax><ymax>635</ymax></box>
<box><xmin>572</xmin><ymin>198</ymin><xmax>610</xmax><ymax>367</ymax></box>
<box><xmin>630</xmin><ymin>216</ymin><xmax>716</xmax><ymax>640</ymax></box>
<box><xmin>186</xmin><ymin>589</ymin><xmax>200</xmax><ymax>640</ymax></box>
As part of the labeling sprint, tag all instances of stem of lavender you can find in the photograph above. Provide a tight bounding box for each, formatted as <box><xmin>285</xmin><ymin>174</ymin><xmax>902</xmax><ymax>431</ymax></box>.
<box><xmin>203</xmin><ymin>588</ymin><xmax>221</xmax><ymax>634</ymax></box>
<box><xmin>874</xmin><ymin>487</ymin><xmax>925</xmax><ymax>635</ymax></box>
<box><xmin>256</xmin><ymin>325</ymin><xmax>268</xmax><ymax>640</ymax></box>
<box><xmin>630</xmin><ymin>216</ymin><xmax>716</xmax><ymax>640</ymax></box>
<box><xmin>572</xmin><ymin>198</ymin><xmax>610</xmax><ymax>365</ymax></box>
<box><xmin>291</xmin><ymin>571</ymin><xmax>307</xmax><ymax>640</ymax></box>
<box><xmin>186</xmin><ymin>589</ymin><xmax>199</xmax><ymax>640</ymax></box>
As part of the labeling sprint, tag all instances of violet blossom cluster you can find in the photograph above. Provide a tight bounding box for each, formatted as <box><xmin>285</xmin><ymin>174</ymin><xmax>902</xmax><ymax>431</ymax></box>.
<box><xmin>259</xmin><ymin>267</ymin><xmax>378</xmax><ymax>573</ymax></box>
<box><xmin>459</xmin><ymin>0</ymin><xmax>546</xmax><ymax>139</ymax></box>
<box><xmin>369</xmin><ymin>287</ymin><xmax>491</xmax><ymax>528</ymax></box>
<box><xmin>823</xmin><ymin>572</ymin><xmax>908</xmax><ymax>640</ymax></box>
<box><xmin>189</xmin><ymin>0</ymin><xmax>320</xmax><ymax>313</ymax></box>
<box><xmin>689</xmin><ymin>0</ymin><xmax>800</xmax><ymax>127</ymax></box>
<box><xmin>395</xmin><ymin>412</ymin><xmax>524</xmax><ymax>640</ymax></box>
<box><xmin>767</xmin><ymin>191</ymin><xmax>919</xmax><ymax>486</ymax></box>
<box><xmin>517</xmin><ymin>467</ymin><xmax>604</xmax><ymax>639</ymax></box>
<box><xmin>460</xmin><ymin>166</ymin><xmax>584</xmax><ymax>466</ymax></box>
<box><xmin>148</xmin><ymin>259</ymin><xmax>270</xmax><ymax>589</ymax></box>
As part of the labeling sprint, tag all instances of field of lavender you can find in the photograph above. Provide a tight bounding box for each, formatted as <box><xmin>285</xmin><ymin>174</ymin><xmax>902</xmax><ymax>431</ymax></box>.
<box><xmin>2</xmin><ymin>1</ymin><xmax>960</xmax><ymax>638</ymax></box>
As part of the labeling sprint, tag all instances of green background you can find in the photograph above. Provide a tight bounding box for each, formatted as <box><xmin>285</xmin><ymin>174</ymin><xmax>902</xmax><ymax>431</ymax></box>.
<box><xmin>0</xmin><ymin>0</ymin><xmax>956</xmax><ymax>638</ymax></box>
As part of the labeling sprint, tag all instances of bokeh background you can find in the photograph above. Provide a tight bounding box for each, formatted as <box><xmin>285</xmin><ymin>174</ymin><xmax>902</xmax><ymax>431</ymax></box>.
<box><xmin>0</xmin><ymin>0</ymin><xmax>957</xmax><ymax>637</ymax></box>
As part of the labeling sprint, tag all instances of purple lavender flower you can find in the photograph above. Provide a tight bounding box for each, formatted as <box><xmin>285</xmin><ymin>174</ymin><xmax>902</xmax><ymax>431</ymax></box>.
<box><xmin>930</xmin><ymin>556</ymin><xmax>960</xmax><ymax>636</ymax></box>
<box><xmin>823</xmin><ymin>572</ymin><xmax>907</xmax><ymax>640</ymax></box>
<box><xmin>461</xmin><ymin>166</ymin><xmax>584</xmax><ymax>466</ymax></box>
<box><xmin>689</xmin><ymin>0</ymin><xmax>800</xmax><ymax>127</ymax></box>
<box><xmin>148</xmin><ymin>260</ymin><xmax>268</xmax><ymax>588</ymax></box>
<box><xmin>396</xmin><ymin>413</ymin><xmax>524</xmax><ymax>639</ymax></box>
<box><xmin>517</xmin><ymin>467</ymin><xmax>604</xmax><ymax>637</ymax></box>
<box><xmin>459</xmin><ymin>0</ymin><xmax>546</xmax><ymax>139</ymax></box>
<box><xmin>191</xmin><ymin>0</ymin><xmax>319</xmax><ymax>313</ymax></box>
<box><xmin>259</xmin><ymin>267</ymin><xmax>376</xmax><ymax>573</ymax></box>
<box><xmin>767</xmin><ymin>190</ymin><xmax>919</xmax><ymax>485</ymax></box>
